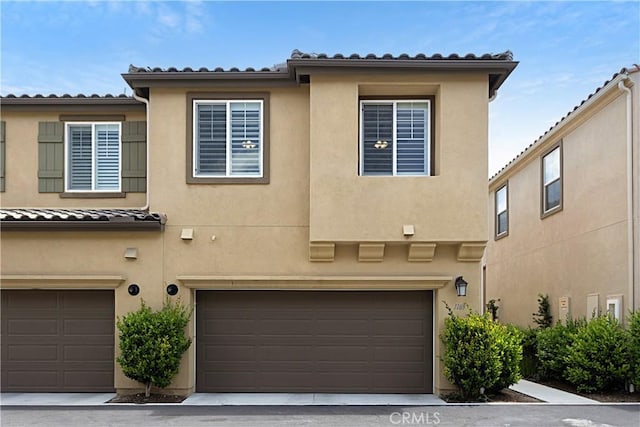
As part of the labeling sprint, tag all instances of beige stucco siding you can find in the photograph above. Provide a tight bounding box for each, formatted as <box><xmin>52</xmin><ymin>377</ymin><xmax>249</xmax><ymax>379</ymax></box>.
<box><xmin>147</xmin><ymin>87</ymin><xmax>310</xmax><ymax>227</ymax></box>
<box><xmin>309</xmin><ymin>72</ymin><xmax>489</xmax><ymax>243</ymax></box>
<box><xmin>1</xmin><ymin>111</ymin><xmax>146</xmax><ymax>208</ymax></box>
<box><xmin>486</xmin><ymin>90</ymin><xmax>631</xmax><ymax>326</ymax></box>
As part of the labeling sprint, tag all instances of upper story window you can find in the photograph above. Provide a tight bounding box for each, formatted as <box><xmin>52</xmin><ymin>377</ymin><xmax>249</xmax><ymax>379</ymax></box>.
<box><xmin>192</xmin><ymin>99</ymin><xmax>264</xmax><ymax>179</ymax></box>
<box><xmin>359</xmin><ymin>100</ymin><xmax>431</xmax><ymax>176</ymax></box>
<box><xmin>541</xmin><ymin>143</ymin><xmax>562</xmax><ymax>217</ymax></box>
<box><xmin>495</xmin><ymin>183</ymin><xmax>508</xmax><ymax>238</ymax></box>
<box><xmin>65</xmin><ymin>122</ymin><xmax>121</xmax><ymax>192</ymax></box>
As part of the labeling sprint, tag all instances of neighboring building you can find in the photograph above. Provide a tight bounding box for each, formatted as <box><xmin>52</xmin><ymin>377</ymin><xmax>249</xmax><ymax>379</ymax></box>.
<box><xmin>485</xmin><ymin>66</ymin><xmax>640</xmax><ymax>327</ymax></box>
<box><xmin>1</xmin><ymin>50</ymin><xmax>517</xmax><ymax>396</ymax></box>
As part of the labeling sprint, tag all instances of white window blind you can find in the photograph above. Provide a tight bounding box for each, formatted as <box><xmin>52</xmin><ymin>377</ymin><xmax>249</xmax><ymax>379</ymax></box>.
<box><xmin>360</xmin><ymin>100</ymin><xmax>430</xmax><ymax>176</ymax></box>
<box><xmin>95</xmin><ymin>124</ymin><xmax>120</xmax><ymax>190</ymax></box>
<box><xmin>68</xmin><ymin>125</ymin><xmax>92</xmax><ymax>190</ymax></box>
<box><xmin>67</xmin><ymin>123</ymin><xmax>120</xmax><ymax>191</ymax></box>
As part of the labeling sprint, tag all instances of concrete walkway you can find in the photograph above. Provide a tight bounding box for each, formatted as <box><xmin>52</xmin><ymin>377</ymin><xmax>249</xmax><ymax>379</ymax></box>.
<box><xmin>0</xmin><ymin>380</ymin><xmax>601</xmax><ymax>406</ymax></box>
<box><xmin>509</xmin><ymin>380</ymin><xmax>599</xmax><ymax>404</ymax></box>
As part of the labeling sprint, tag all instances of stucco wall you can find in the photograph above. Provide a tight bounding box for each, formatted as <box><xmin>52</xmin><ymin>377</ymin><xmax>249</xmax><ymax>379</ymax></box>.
<box><xmin>1</xmin><ymin>110</ymin><xmax>146</xmax><ymax>208</ymax></box>
<box><xmin>486</xmin><ymin>90</ymin><xmax>631</xmax><ymax>326</ymax></box>
<box><xmin>1</xmin><ymin>69</ymin><xmax>493</xmax><ymax>396</ymax></box>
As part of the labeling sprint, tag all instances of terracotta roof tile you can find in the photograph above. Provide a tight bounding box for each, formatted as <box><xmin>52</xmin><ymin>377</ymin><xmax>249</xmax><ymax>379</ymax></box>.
<box><xmin>125</xmin><ymin>49</ymin><xmax>515</xmax><ymax>75</ymax></box>
<box><xmin>0</xmin><ymin>209</ymin><xmax>166</xmax><ymax>230</ymax></box>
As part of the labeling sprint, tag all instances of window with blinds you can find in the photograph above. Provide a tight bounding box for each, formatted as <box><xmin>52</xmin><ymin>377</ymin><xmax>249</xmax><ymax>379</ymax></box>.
<box><xmin>194</xmin><ymin>100</ymin><xmax>263</xmax><ymax>178</ymax></box>
<box><xmin>360</xmin><ymin>100</ymin><xmax>430</xmax><ymax>176</ymax></box>
<box><xmin>66</xmin><ymin>123</ymin><xmax>121</xmax><ymax>191</ymax></box>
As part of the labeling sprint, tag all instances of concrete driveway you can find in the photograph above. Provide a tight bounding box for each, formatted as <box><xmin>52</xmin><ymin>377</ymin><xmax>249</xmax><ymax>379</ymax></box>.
<box><xmin>1</xmin><ymin>404</ymin><xmax>639</xmax><ymax>427</ymax></box>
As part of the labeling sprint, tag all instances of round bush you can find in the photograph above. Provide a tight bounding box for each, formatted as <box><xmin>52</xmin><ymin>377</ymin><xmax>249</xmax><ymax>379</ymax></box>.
<box><xmin>441</xmin><ymin>306</ymin><xmax>522</xmax><ymax>400</ymax></box>
<box><xmin>565</xmin><ymin>316</ymin><xmax>629</xmax><ymax>393</ymax></box>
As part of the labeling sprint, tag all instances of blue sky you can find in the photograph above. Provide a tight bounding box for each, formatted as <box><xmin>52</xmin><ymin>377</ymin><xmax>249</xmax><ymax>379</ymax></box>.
<box><xmin>1</xmin><ymin>1</ymin><xmax>638</xmax><ymax>175</ymax></box>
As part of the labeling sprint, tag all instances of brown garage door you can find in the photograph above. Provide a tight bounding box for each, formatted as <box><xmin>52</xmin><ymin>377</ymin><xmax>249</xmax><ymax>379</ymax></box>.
<box><xmin>1</xmin><ymin>290</ymin><xmax>115</xmax><ymax>392</ymax></box>
<box><xmin>196</xmin><ymin>291</ymin><xmax>432</xmax><ymax>393</ymax></box>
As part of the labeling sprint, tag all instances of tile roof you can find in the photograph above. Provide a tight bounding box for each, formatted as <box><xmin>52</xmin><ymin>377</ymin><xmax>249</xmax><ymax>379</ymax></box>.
<box><xmin>289</xmin><ymin>49</ymin><xmax>514</xmax><ymax>61</ymax></box>
<box><xmin>490</xmin><ymin>65</ymin><xmax>639</xmax><ymax>182</ymax></box>
<box><xmin>2</xmin><ymin>94</ymin><xmax>131</xmax><ymax>99</ymax></box>
<box><xmin>125</xmin><ymin>49</ymin><xmax>515</xmax><ymax>74</ymax></box>
<box><xmin>0</xmin><ymin>208</ymin><xmax>166</xmax><ymax>231</ymax></box>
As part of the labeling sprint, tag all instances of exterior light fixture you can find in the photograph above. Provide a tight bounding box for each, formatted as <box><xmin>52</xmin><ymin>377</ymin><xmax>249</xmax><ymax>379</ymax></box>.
<box><xmin>128</xmin><ymin>284</ymin><xmax>140</xmax><ymax>296</ymax></box>
<box><xmin>374</xmin><ymin>140</ymin><xmax>388</xmax><ymax>149</ymax></box>
<box><xmin>241</xmin><ymin>140</ymin><xmax>256</xmax><ymax>149</ymax></box>
<box><xmin>166</xmin><ymin>284</ymin><xmax>179</xmax><ymax>296</ymax></box>
<box><xmin>455</xmin><ymin>276</ymin><xmax>468</xmax><ymax>297</ymax></box>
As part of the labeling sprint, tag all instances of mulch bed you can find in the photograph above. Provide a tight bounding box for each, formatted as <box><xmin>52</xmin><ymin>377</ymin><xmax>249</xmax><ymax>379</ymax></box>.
<box><xmin>108</xmin><ymin>393</ymin><xmax>186</xmax><ymax>404</ymax></box>
<box><xmin>441</xmin><ymin>388</ymin><xmax>541</xmax><ymax>403</ymax></box>
<box><xmin>534</xmin><ymin>379</ymin><xmax>640</xmax><ymax>403</ymax></box>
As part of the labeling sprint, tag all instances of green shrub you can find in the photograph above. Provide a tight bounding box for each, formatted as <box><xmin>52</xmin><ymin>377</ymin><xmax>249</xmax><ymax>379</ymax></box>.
<box><xmin>488</xmin><ymin>323</ymin><xmax>523</xmax><ymax>393</ymax></box>
<box><xmin>532</xmin><ymin>294</ymin><xmax>552</xmax><ymax>329</ymax></box>
<box><xmin>440</xmin><ymin>305</ymin><xmax>522</xmax><ymax>400</ymax></box>
<box><xmin>536</xmin><ymin>319</ymin><xmax>583</xmax><ymax>380</ymax></box>
<box><xmin>116</xmin><ymin>299</ymin><xmax>192</xmax><ymax>397</ymax></box>
<box><xmin>519</xmin><ymin>327</ymin><xmax>540</xmax><ymax>379</ymax></box>
<box><xmin>629</xmin><ymin>311</ymin><xmax>640</xmax><ymax>388</ymax></box>
<box><xmin>565</xmin><ymin>315</ymin><xmax>629</xmax><ymax>393</ymax></box>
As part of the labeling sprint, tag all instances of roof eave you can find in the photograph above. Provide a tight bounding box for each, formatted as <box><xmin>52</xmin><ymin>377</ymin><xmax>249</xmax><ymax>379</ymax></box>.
<box><xmin>0</xmin><ymin>221</ymin><xmax>164</xmax><ymax>232</ymax></box>
<box><xmin>121</xmin><ymin>71</ymin><xmax>294</xmax><ymax>89</ymax></box>
<box><xmin>0</xmin><ymin>97</ymin><xmax>142</xmax><ymax>106</ymax></box>
<box><xmin>287</xmin><ymin>59</ymin><xmax>518</xmax><ymax>95</ymax></box>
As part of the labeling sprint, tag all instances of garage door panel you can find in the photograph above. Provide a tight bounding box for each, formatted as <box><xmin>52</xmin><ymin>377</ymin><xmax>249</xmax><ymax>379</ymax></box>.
<box><xmin>7</xmin><ymin>371</ymin><xmax>59</xmax><ymax>388</ymax></box>
<box><xmin>374</xmin><ymin>346</ymin><xmax>425</xmax><ymax>362</ymax></box>
<box><xmin>61</xmin><ymin>292</ymin><xmax>113</xmax><ymax>310</ymax></box>
<box><xmin>197</xmin><ymin>290</ymin><xmax>433</xmax><ymax>393</ymax></box>
<box><xmin>7</xmin><ymin>345</ymin><xmax>58</xmax><ymax>361</ymax></box>
<box><xmin>1</xmin><ymin>290</ymin><xmax>115</xmax><ymax>392</ymax></box>
<box><xmin>7</xmin><ymin>319</ymin><xmax>58</xmax><ymax>335</ymax></box>
<box><xmin>374</xmin><ymin>319</ymin><xmax>426</xmax><ymax>335</ymax></box>
<box><xmin>3</xmin><ymin>291</ymin><xmax>58</xmax><ymax>309</ymax></box>
<box><xmin>204</xmin><ymin>318</ymin><xmax>254</xmax><ymax>335</ymax></box>
<box><xmin>205</xmin><ymin>345</ymin><xmax>257</xmax><ymax>361</ymax></box>
<box><xmin>63</xmin><ymin>318</ymin><xmax>113</xmax><ymax>335</ymax></box>
<box><xmin>63</xmin><ymin>345</ymin><xmax>113</xmax><ymax>361</ymax></box>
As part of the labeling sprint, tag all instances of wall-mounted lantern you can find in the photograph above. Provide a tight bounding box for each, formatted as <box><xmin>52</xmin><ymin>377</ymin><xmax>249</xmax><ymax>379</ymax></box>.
<box><xmin>455</xmin><ymin>276</ymin><xmax>468</xmax><ymax>297</ymax></box>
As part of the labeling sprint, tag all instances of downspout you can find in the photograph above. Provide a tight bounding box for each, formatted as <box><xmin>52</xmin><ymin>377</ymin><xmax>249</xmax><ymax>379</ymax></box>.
<box><xmin>618</xmin><ymin>78</ymin><xmax>635</xmax><ymax>313</ymax></box>
<box><xmin>132</xmin><ymin>91</ymin><xmax>150</xmax><ymax>211</ymax></box>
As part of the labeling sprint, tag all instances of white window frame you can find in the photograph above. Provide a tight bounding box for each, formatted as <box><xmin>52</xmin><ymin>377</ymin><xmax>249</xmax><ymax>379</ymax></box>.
<box><xmin>359</xmin><ymin>99</ymin><xmax>431</xmax><ymax>176</ymax></box>
<box><xmin>192</xmin><ymin>99</ymin><xmax>264</xmax><ymax>179</ymax></box>
<box><xmin>606</xmin><ymin>296</ymin><xmax>622</xmax><ymax>321</ymax></box>
<box><xmin>64</xmin><ymin>122</ymin><xmax>122</xmax><ymax>192</ymax></box>
<box><xmin>541</xmin><ymin>144</ymin><xmax>562</xmax><ymax>216</ymax></box>
<box><xmin>495</xmin><ymin>183</ymin><xmax>508</xmax><ymax>238</ymax></box>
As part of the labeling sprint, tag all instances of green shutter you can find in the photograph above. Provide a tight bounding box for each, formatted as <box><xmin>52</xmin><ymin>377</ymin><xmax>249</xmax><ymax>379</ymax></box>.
<box><xmin>0</xmin><ymin>121</ymin><xmax>5</xmax><ymax>192</ymax></box>
<box><xmin>121</xmin><ymin>121</ymin><xmax>146</xmax><ymax>193</ymax></box>
<box><xmin>38</xmin><ymin>122</ymin><xmax>64</xmax><ymax>193</ymax></box>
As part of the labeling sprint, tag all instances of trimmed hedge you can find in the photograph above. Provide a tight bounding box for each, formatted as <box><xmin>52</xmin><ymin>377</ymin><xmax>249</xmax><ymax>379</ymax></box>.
<box><xmin>630</xmin><ymin>311</ymin><xmax>640</xmax><ymax>389</ymax></box>
<box><xmin>565</xmin><ymin>315</ymin><xmax>629</xmax><ymax>393</ymax></box>
<box><xmin>441</xmin><ymin>305</ymin><xmax>522</xmax><ymax>400</ymax></box>
<box><xmin>117</xmin><ymin>299</ymin><xmax>192</xmax><ymax>397</ymax></box>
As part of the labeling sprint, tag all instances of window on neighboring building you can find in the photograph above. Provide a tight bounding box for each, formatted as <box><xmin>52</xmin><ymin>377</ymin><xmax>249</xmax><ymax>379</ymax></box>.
<box><xmin>495</xmin><ymin>183</ymin><xmax>508</xmax><ymax>238</ymax></box>
<box><xmin>66</xmin><ymin>122</ymin><xmax>121</xmax><ymax>191</ymax></box>
<box><xmin>193</xmin><ymin>100</ymin><xmax>263</xmax><ymax>178</ymax></box>
<box><xmin>359</xmin><ymin>100</ymin><xmax>431</xmax><ymax>176</ymax></box>
<box><xmin>541</xmin><ymin>144</ymin><xmax>562</xmax><ymax>216</ymax></box>
<box><xmin>606</xmin><ymin>296</ymin><xmax>622</xmax><ymax>322</ymax></box>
